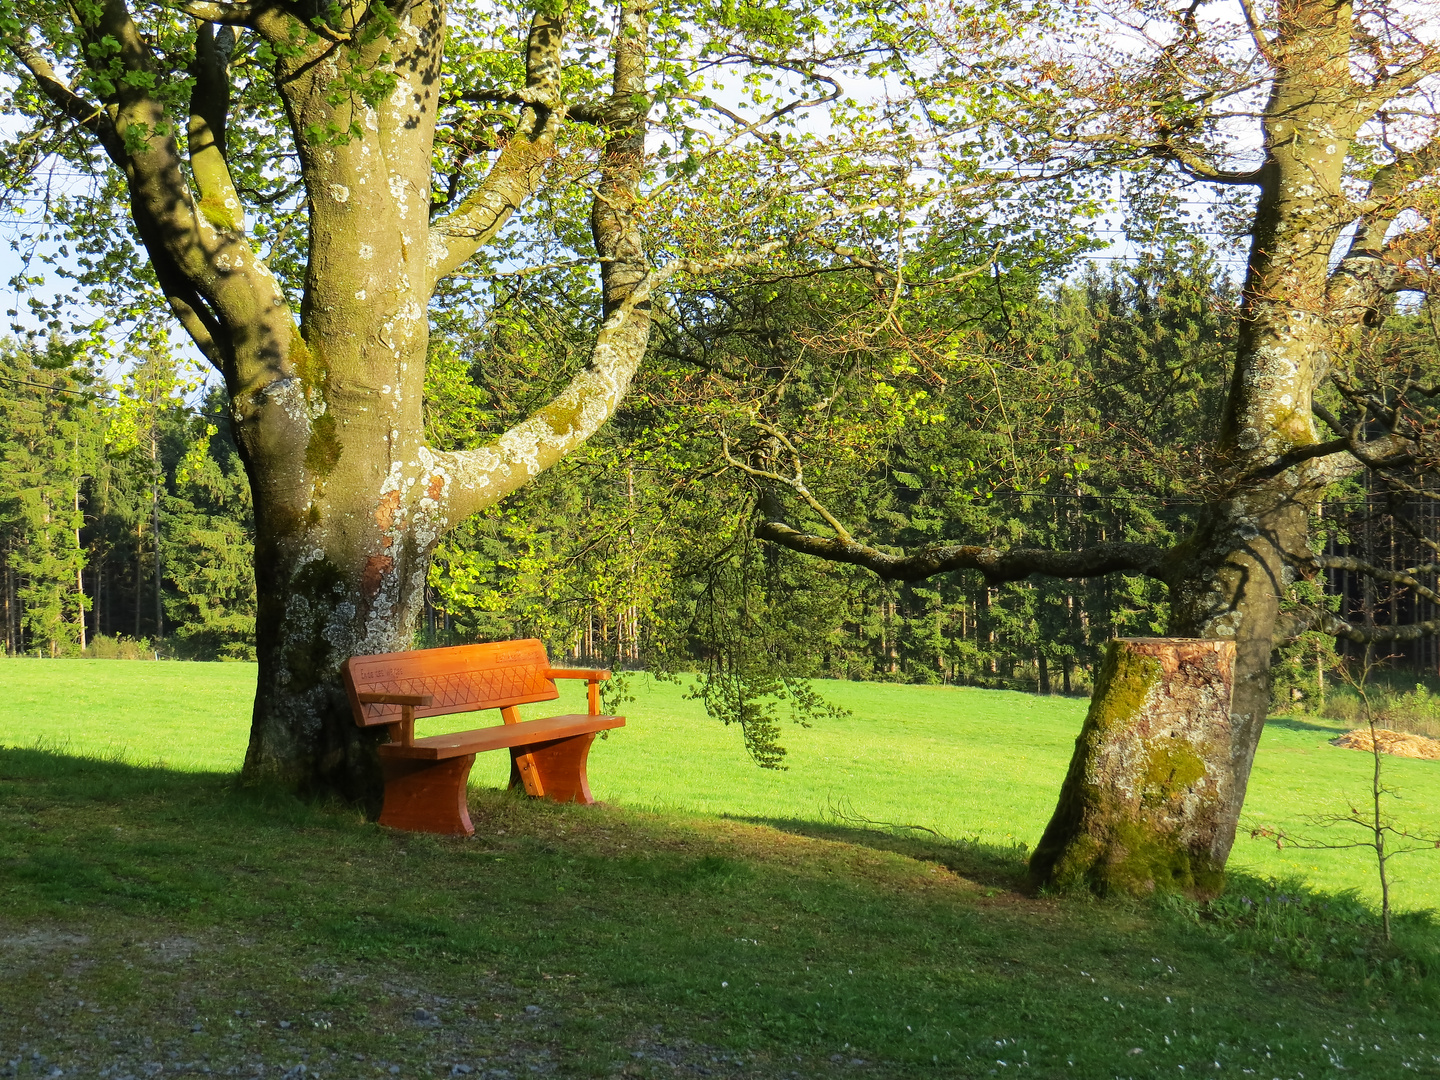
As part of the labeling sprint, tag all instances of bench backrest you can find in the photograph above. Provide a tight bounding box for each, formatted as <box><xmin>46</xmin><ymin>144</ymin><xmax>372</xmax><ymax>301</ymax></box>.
<box><xmin>342</xmin><ymin>639</ymin><xmax>559</xmax><ymax>728</ymax></box>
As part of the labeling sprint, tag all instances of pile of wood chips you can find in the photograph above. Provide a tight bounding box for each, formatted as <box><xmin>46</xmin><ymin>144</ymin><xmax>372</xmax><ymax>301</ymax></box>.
<box><xmin>1331</xmin><ymin>727</ymin><xmax>1440</xmax><ymax>760</ymax></box>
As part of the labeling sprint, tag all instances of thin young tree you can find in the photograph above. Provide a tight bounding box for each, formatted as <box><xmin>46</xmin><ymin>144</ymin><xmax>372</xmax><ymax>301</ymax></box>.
<box><xmin>1253</xmin><ymin>647</ymin><xmax>1440</xmax><ymax>941</ymax></box>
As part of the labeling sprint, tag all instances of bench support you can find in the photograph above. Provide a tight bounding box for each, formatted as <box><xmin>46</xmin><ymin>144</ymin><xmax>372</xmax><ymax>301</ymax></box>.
<box><xmin>509</xmin><ymin>732</ymin><xmax>600</xmax><ymax>804</ymax></box>
<box><xmin>379</xmin><ymin>754</ymin><xmax>477</xmax><ymax>836</ymax></box>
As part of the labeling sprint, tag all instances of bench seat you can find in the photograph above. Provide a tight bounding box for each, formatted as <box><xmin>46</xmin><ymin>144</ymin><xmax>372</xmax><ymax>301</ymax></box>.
<box><xmin>379</xmin><ymin>713</ymin><xmax>626</xmax><ymax>760</ymax></box>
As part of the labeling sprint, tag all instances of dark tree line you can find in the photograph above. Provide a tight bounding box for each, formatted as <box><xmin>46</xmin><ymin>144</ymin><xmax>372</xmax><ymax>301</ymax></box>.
<box><xmin>1</xmin><ymin>339</ymin><xmax>254</xmax><ymax>659</ymax></box>
<box><xmin>10</xmin><ymin>260</ymin><xmax>1438</xmax><ymax>714</ymax></box>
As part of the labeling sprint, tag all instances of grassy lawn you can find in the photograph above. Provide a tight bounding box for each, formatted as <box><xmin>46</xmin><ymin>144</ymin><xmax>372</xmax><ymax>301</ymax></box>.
<box><xmin>2</xmin><ymin>660</ymin><xmax>1439</xmax><ymax>1079</ymax></box>
<box><xmin>5</xmin><ymin>660</ymin><xmax>1438</xmax><ymax>905</ymax></box>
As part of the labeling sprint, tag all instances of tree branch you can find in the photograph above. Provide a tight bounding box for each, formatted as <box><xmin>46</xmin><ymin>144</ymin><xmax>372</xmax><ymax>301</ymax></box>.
<box><xmin>5</xmin><ymin>37</ymin><xmax>123</xmax><ymax>161</ymax></box>
<box><xmin>734</xmin><ymin>428</ymin><xmax>1171</xmax><ymax>585</ymax></box>
<box><xmin>754</xmin><ymin>517</ymin><xmax>1171</xmax><ymax>584</ymax></box>
<box><xmin>1312</xmin><ymin>554</ymin><xmax>1440</xmax><ymax>608</ymax></box>
<box><xmin>1313</xmin><ymin>609</ymin><xmax>1440</xmax><ymax>644</ymax></box>
<box><xmin>429</xmin><ymin>0</ymin><xmax>654</xmax><ymax>523</ymax></box>
<box><xmin>165</xmin><ymin>1</ymin><xmax>257</xmax><ymax>25</ymax></box>
<box><xmin>188</xmin><ymin>23</ymin><xmax>244</xmax><ymax>234</ymax></box>
<box><xmin>427</xmin><ymin>9</ymin><xmax>566</xmax><ymax>285</ymax></box>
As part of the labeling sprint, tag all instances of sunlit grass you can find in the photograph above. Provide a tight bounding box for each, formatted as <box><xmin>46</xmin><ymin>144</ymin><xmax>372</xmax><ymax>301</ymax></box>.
<box><xmin>2</xmin><ymin>658</ymin><xmax>1437</xmax><ymax>907</ymax></box>
<box><xmin>2</xmin><ymin>659</ymin><xmax>1439</xmax><ymax>1078</ymax></box>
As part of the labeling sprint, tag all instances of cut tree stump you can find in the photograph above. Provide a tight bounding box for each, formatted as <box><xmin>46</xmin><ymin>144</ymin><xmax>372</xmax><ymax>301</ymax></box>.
<box><xmin>1028</xmin><ymin>637</ymin><xmax>1236</xmax><ymax>898</ymax></box>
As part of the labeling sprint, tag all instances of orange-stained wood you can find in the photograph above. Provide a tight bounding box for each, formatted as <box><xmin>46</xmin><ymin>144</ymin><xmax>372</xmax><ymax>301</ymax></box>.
<box><xmin>342</xmin><ymin>641</ymin><xmax>623</xmax><ymax>834</ymax></box>
<box><xmin>511</xmin><ymin>746</ymin><xmax>545</xmax><ymax>797</ymax></box>
<box><xmin>377</xmin><ymin>713</ymin><xmax>624</xmax><ymax>760</ymax></box>
<box><xmin>545</xmin><ymin>669</ymin><xmax>607</xmax><ymax>715</ymax></box>
<box><xmin>378</xmin><ymin>754</ymin><xmax>477</xmax><ymax>835</ymax></box>
<box><xmin>357</xmin><ymin>692</ymin><xmax>433</xmax><ymax>706</ymax></box>
<box><xmin>516</xmin><ymin>731</ymin><xmax>598</xmax><ymax>803</ymax></box>
<box><xmin>342</xmin><ymin>639</ymin><xmax>561</xmax><ymax>728</ymax></box>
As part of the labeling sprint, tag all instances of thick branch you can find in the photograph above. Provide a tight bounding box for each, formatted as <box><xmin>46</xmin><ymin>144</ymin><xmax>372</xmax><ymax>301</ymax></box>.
<box><xmin>427</xmin><ymin>9</ymin><xmax>566</xmax><ymax>284</ymax></box>
<box><xmin>167</xmin><ymin>1</ymin><xmax>257</xmax><ymax>24</ymax></box>
<box><xmin>188</xmin><ymin>23</ymin><xmax>244</xmax><ymax>233</ymax></box>
<box><xmin>52</xmin><ymin>1</ymin><xmax>289</xmax><ymax>386</ymax></box>
<box><xmin>1239</xmin><ymin>436</ymin><xmax>1351</xmax><ymax>481</ymax></box>
<box><xmin>5</xmin><ymin>38</ymin><xmax>123</xmax><ymax>161</ymax></box>
<box><xmin>432</xmin><ymin>0</ymin><xmax>653</xmax><ymax>522</ymax></box>
<box><xmin>1310</xmin><ymin>401</ymin><xmax>1416</xmax><ymax>472</ymax></box>
<box><xmin>1328</xmin><ymin>137</ymin><xmax>1440</xmax><ymax>324</ymax></box>
<box><xmin>755</xmin><ymin>518</ymin><xmax>1170</xmax><ymax>585</ymax></box>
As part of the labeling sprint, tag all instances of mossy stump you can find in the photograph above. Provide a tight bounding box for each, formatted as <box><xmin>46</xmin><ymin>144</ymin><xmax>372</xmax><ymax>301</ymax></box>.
<box><xmin>1029</xmin><ymin>637</ymin><xmax>1235</xmax><ymax>898</ymax></box>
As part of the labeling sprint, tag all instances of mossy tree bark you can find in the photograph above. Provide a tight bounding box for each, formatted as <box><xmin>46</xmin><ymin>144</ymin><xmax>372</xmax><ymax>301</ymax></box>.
<box><xmin>1029</xmin><ymin>638</ymin><xmax>1235</xmax><ymax>896</ymax></box>
<box><xmin>9</xmin><ymin>1</ymin><xmax>658</xmax><ymax>802</ymax></box>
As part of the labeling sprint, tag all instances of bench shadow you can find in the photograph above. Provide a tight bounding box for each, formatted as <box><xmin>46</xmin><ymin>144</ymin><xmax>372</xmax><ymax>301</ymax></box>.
<box><xmin>723</xmin><ymin>813</ymin><xmax>1031</xmax><ymax>891</ymax></box>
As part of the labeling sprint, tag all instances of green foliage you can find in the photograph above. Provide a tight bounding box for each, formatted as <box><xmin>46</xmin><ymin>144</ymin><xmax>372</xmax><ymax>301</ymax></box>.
<box><xmin>0</xmin><ymin>339</ymin><xmax>253</xmax><ymax>659</ymax></box>
<box><xmin>82</xmin><ymin>633</ymin><xmax>154</xmax><ymax>660</ymax></box>
<box><xmin>0</xmin><ymin>338</ymin><xmax>99</xmax><ymax>656</ymax></box>
<box><xmin>406</xmin><ymin>242</ymin><xmax>1248</xmax><ymax>764</ymax></box>
<box><xmin>160</xmin><ymin>393</ymin><xmax>257</xmax><ymax>661</ymax></box>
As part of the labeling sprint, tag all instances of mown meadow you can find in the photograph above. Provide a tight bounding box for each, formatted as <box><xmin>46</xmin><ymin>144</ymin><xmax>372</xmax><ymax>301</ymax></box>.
<box><xmin>2</xmin><ymin>660</ymin><xmax>1438</xmax><ymax>1079</ymax></box>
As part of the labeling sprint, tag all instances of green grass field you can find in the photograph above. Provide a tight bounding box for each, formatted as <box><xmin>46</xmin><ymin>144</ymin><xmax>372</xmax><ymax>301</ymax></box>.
<box><xmin>4</xmin><ymin>659</ymin><xmax>1437</xmax><ymax>908</ymax></box>
<box><xmin>2</xmin><ymin>659</ymin><xmax>1439</xmax><ymax>1079</ymax></box>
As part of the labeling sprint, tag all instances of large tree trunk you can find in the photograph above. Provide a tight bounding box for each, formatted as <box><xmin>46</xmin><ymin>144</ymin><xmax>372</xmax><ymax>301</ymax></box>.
<box><xmin>235</xmin><ymin>1</ymin><xmax>450</xmax><ymax>796</ymax></box>
<box><xmin>1029</xmin><ymin>638</ymin><xmax>1235</xmax><ymax>896</ymax></box>
<box><xmin>234</xmin><ymin>1</ymin><xmax>654</xmax><ymax>800</ymax></box>
<box><xmin>232</xmin><ymin>1</ymin><xmax>653</xmax><ymax>799</ymax></box>
<box><xmin>1034</xmin><ymin>0</ymin><xmax>1380</xmax><ymax>888</ymax></box>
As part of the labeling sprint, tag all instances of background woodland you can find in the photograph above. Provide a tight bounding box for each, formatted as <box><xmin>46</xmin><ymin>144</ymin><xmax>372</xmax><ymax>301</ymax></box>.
<box><xmin>7</xmin><ymin>243</ymin><xmax>1439</xmax><ymax>762</ymax></box>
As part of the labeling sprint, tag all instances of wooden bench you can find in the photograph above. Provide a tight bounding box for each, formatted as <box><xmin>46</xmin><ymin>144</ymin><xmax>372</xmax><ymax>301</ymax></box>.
<box><xmin>341</xmin><ymin>639</ymin><xmax>624</xmax><ymax>835</ymax></box>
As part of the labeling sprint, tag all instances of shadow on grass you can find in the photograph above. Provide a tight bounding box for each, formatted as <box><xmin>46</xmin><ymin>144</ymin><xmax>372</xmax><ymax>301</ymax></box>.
<box><xmin>0</xmin><ymin>743</ymin><xmax>357</xmax><ymax>830</ymax></box>
<box><xmin>1265</xmin><ymin>714</ymin><xmax>1346</xmax><ymax>734</ymax></box>
<box><xmin>7</xmin><ymin>741</ymin><xmax>1439</xmax><ymax>1034</ymax></box>
<box><xmin>726</xmin><ymin>813</ymin><xmax>1030</xmax><ymax>890</ymax></box>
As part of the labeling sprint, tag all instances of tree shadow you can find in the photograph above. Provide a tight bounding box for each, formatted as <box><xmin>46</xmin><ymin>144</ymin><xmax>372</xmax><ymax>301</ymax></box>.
<box><xmin>1265</xmin><ymin>715</ymin><xmax>1345</xmax><ymax>735</ymax></box>
<box><xmin>723</xmin><ymin>813</ymin><xmax>1031</xmax><ymax>891</ymax></box>
<box><xmin>0</xmin><ymin>743</ymin><xmax>340</xmax><ymax>826</ymax></box>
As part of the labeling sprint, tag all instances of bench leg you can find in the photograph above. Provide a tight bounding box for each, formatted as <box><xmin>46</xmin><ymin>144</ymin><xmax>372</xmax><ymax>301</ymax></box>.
<box><xmin>379</xmin><ymin>754</ymin><xmax>476</xmax><ymax>835</ymax></box>
<box><xmin>508</xmin><ymin>732</ymin><xmax>598</xmax><ymax>804</ymax></box>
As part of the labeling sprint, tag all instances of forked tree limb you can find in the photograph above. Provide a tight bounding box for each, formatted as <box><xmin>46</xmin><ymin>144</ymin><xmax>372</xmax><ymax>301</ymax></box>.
<box><xmin>428</xmin><ymin>9</ymin><xmax>566</xmax><ymax>285</ymax></box>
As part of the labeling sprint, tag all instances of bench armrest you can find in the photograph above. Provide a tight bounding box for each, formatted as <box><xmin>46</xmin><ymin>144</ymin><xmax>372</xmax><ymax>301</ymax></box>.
<box><xmin>357</xmin><ymin>692</ymin><xmax>433</xmax><ymax>706</ymax></box>
<box><xmin>545</xmin><ymin>668</ymin><xmax>610</xmax><ymax>715</ymax></box>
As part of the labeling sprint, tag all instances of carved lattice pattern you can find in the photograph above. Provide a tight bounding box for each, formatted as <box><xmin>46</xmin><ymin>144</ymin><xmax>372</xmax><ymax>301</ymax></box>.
<box><xmin>344</xmin><ymin>639</ymin><xmax>559</xmax><ymax>725</ymax></box>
